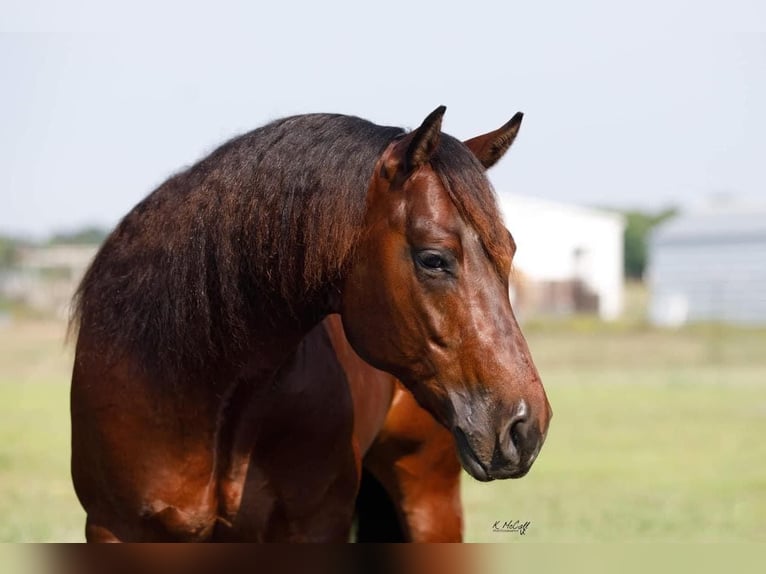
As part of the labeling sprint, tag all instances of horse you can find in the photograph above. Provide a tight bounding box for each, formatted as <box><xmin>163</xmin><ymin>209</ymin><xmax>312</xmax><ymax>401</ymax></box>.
<box><xmin>70</xmin><ymin>107</ymin><xmax>552</xmax><ymax>541</ymax></box>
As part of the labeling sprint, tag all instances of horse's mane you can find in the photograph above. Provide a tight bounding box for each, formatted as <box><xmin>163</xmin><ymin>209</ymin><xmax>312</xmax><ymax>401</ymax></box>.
<box><xmin>71</xmin><ymin>113</ymin><xmax>510</xmax><ymax>379</ymax></box>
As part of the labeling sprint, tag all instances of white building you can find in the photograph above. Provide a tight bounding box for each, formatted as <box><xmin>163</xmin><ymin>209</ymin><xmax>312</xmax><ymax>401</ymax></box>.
<box><xmin>648</xmin><ymin>203</ymin><xmax>766</xmax><ymax>326</ymax></box>
<box><xmin>497</xmin><ymin>193</ymin><xmax>625</xmax><ymax>321</ymax></box>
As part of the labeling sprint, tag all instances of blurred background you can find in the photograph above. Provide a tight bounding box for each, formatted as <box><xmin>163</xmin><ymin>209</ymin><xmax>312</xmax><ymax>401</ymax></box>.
<box><xmin>1</xmin><ymin>0</ymin><xmax>764</xmax><ymax>542</ymax></box>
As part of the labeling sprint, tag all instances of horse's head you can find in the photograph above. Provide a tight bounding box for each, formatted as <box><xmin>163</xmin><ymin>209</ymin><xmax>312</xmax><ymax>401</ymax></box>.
<box><xmin>341</xmin><ymin>107</ymin><xmax>551</xmax><ymax>481</ymax></box>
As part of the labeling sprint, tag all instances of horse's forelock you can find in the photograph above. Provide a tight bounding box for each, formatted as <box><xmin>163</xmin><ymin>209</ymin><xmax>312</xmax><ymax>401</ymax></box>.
<box><xmin>430</xmin><ymin>135</ymin><xmax>513</xmax><ymax>280</ymax></box>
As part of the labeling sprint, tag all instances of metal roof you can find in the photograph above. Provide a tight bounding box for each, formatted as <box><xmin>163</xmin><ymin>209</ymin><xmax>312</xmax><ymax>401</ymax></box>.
<box><xmin>652</xmin><ymin>203</ymin><xmax>766</xmax><ymax>246</ymax></box>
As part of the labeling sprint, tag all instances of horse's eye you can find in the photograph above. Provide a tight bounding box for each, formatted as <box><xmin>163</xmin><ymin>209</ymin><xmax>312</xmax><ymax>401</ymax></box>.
<box><xmin>416</xmin><ymin>251</ymin><xmax>448</xmax><ymax>271</ymax></box>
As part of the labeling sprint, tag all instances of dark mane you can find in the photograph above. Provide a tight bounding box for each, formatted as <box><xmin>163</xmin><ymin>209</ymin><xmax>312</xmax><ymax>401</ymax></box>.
<box><xmin>71</xmin><ymin>114</ymin><xmax>510</xmax><ymax>379</ymax></box>
<box><xmin>72</xmin><ymin>114</ymin><xmax>402</xmax><ymax>377</ymax></box>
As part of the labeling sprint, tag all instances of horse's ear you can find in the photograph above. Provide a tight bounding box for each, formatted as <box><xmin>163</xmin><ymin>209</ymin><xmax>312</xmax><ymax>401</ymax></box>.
<box><xmin>404</xmin><ymin>105</ymin><xmax>446</xmax><ymax>172</ymax></box>
<box><xmin>463</xmin><ymin>112</ymin><xmax>523</xmax><ymax>169</ymax></box>
<box><xmin>380</xmin><ymin>106</ymin><xmax>446</xmax><ymax>183</ymax></box>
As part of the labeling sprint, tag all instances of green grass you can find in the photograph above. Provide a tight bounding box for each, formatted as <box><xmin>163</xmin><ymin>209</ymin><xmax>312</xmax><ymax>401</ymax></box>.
<box><xmin>0</xmin><ymin>320</ymin><xmax>83</xmax><ymax>542</ymax></box>
<box><xmin>463</xmin><ymin>322</ymin><xmax>766</xmax><ymax>542</ymax></box>
<box><xmin>1</xmin><ymin>310</ymin><xmax>765</xmax><ymax>542</ymax></box>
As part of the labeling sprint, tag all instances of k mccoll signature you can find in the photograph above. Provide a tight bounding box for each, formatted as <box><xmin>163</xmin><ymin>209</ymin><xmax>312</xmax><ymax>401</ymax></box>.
<box><xmin>492</xmin><ymin>520</ymin><xmax>531</xmax><ymax>535</ymax></box>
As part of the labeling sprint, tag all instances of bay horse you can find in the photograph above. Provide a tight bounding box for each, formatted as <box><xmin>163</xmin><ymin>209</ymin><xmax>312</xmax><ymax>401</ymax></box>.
<box><xmin>70</xmin><ymin>107</ymin><xmax>551</xmax><ymax>541</ymax></box>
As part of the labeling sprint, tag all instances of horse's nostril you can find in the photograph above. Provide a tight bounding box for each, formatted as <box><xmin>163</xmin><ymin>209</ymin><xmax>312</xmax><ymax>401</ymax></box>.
<box><xmin>510</xmin><ymin>421</ymin><xmax>524</xmax><ymax>451</ymax></box>
<box><xmin>506</xmin><ymin>400</ymin><xmax>530</xmax><ymax>455</ymax></box>
<box><xmin>490</xmin><ymin>399</ymin><xmax>545</xmax><ymax>475</ymax></box>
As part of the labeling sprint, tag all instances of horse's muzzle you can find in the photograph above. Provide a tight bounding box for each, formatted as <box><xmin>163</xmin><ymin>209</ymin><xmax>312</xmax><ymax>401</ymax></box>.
<box><xmin>452</xmin><ymin>399</ymin><xmax>547</xmax><ymax>481</ymax></box>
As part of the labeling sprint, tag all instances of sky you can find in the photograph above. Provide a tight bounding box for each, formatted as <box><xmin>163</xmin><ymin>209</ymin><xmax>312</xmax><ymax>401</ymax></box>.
<box><xmin>1</xmin><ymin>0</ymin><xmax>764</xmax><ymax>237</ymax></box>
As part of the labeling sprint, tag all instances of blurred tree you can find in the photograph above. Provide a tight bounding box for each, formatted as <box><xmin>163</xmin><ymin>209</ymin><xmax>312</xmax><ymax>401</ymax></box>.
<box><xmin>48</xmin><ymin>226</ymin><xmax>108</xmax><ymax>245</ymax></box>
<box><xmin>0</xmin><ymin>238</ymin><xmax>11</xmax><ymax>267</ymax></box>
<box><xmin>623</xmin><ymin>208</ymin><xmax>677</xmax><ymax>280</ymax></box>
<box><xmin>0</xmin><ymin>236</ymin><xmax>22</xmax><ymax>267</ymax></box>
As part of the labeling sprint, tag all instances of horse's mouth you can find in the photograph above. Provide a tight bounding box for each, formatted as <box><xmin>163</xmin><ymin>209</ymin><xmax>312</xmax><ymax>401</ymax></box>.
<box><xmin>453</xmin><ymin>426</ymin><xmax>536</xmax><ymax>481</ymax></box>
<box><xmin>453</xmin><ymin>427</ymin><xmax>493</xmax><ymax>482</ymax></box>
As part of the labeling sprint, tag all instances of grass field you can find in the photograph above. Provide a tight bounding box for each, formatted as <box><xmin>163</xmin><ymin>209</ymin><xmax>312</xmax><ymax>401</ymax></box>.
<box><xmin>1</xmin><ymin>295</ymin><xmax>765</xmax><ymax>542</ymax></box>
<box><xmin>464</xmin><ymin>321</ymin><xmax>766</xmax><ymax>542</ymax></box>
